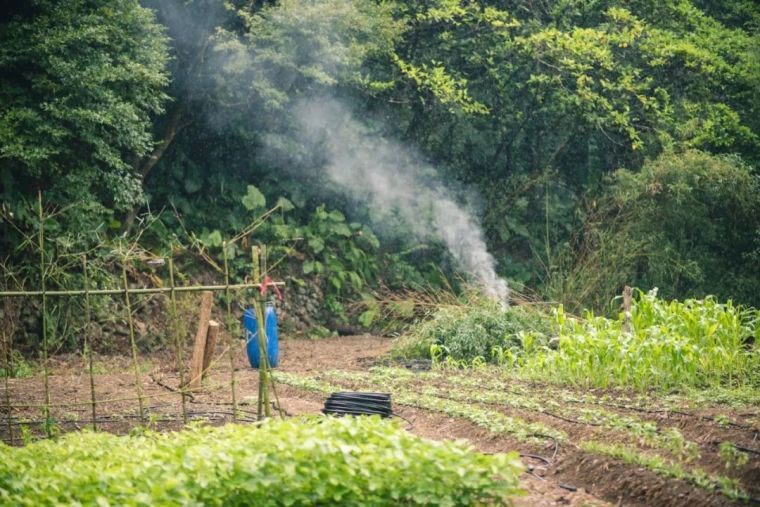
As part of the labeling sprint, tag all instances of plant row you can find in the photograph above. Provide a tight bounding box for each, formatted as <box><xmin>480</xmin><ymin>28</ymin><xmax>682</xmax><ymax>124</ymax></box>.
<box><xmin>0</xmin><ymin>416</ymin><xmax>523</xmax><ymax>506</ymax></box>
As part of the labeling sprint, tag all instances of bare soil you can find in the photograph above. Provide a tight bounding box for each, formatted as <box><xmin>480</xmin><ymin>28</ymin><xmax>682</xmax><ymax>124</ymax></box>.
<box><xmin>2</xmin><ymin>335</ymin><xmax>758</xmax><ymax>506</ymax></box>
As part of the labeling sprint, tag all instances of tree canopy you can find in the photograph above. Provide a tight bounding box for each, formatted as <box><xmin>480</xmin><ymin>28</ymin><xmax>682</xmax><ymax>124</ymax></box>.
<box><xmin>1</xmin><ymin>0</ymin><xmax>758</xmax><ymax>310</ymax></box>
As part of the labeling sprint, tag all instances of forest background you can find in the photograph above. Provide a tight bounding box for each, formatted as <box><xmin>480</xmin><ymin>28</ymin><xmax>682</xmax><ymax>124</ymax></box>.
<box><xmin>1</xmin><ymin>0</ymin><xmax>759</xmax><ymax>340</ymax></box>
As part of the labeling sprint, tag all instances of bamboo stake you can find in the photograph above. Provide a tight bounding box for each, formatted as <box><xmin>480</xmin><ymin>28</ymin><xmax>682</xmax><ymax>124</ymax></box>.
<box><xmin>121</xmin><ymin>261</ymin><xmax>145</xmax><ymax>423</ymax></box>
<box><xmin>222</xmin><ymin>241</ymin><xmax>238</xmax><ymax>422</ymax></box>
<box><xmin>251</xmin><ymin>246</ymin><xmax>270</xmax><ymax>419</ymax></box>
<box><xmin>2</xmin><ymin>326</ymin><xmax>12</xmax><ymax>443</ymax></box>
<box><xmin>82</xmin><ymin>255</ymin><xmax>97</xmax><ymax>431</ymax></box>
<box><xmin>168</xmin><ymin>256</ymin><xmax>188</xmax><ymax>423</ymax></box>
<box><xmin>38</xmin><ymin>191</ymin><xmax>52</xmax><ymax>437</ymax></box>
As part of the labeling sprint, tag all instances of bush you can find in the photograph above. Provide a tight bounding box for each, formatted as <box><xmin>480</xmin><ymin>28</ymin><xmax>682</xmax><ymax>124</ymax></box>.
<box><xmin>392</xmin><ymin>298</ymin><xmax>552</xmax><ymax>363</ymax></box>
<box><xmin>550</xmin><ymin>150</ymin><xmax>760</xmax><ymax>311</ymax></box>
<box><xmin>0</xmin><ymin>417</ymin><xmax>524</xmax><ymax>506</ymax></box>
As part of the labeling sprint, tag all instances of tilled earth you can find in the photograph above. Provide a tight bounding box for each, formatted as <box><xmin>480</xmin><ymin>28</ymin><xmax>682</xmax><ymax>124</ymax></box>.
<box><xmin>3</xmin><ymin>335</ymin><xmax>758</xmax><ymax>506</ymax></box>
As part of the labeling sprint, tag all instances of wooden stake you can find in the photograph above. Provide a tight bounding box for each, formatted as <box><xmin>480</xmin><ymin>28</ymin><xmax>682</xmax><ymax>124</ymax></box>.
<box><xmin>188</xmin><ymin>291</ymin><xmax>213</xmax><ymax>391</ymax></box>
<box><xmin>622</xmin><ymin>285</ymin><xmax>633</xmax><ymax>334</ymax></box>
<box><xmin>201</xmin><ymin>320</ymin><xmax>220</xmax><ymax>378</ymax></box>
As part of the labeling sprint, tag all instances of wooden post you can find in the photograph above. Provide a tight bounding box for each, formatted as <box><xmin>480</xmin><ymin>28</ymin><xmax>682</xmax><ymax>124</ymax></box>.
<box><xmin>188</xmin><ymin>291</ymin><xmax>213</xmax><ymax>391</ymax></box>
<box><xmin>201</xmin><ymin>320</ymin><xmax>220</xmax><ymax>378</ymax></box>
<box><xmin>622</xmin><ymin>285</ymin><xmax>633</xmax><ymax>334</ymax></box>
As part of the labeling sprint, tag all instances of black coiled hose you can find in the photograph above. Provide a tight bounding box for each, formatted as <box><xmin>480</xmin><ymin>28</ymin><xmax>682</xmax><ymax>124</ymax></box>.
<box><xmin>322</xmin><ymin>392</ymin><xmax>393</xmax><ymax>418</ymax></box>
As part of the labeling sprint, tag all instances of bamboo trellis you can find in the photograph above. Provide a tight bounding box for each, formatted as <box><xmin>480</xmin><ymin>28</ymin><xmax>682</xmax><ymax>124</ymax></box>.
<box><xmin>0</xmin><ymin>193</ymin><xmax>284</xmax><ymax>444</ymax></box>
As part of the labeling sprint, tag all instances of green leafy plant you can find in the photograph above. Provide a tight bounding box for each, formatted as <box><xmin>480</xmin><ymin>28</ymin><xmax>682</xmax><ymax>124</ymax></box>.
<box><xmin>393</xmin><ymin>297</ymin><xmax>552</xmax><ymax>363</ymax></box>
<box><xmin>718</xmin><ymin>442</ymin><xmax>749</xmax><ymax>469</ymax></box>
<box><xmin>521</xmin><ymin>290</ymin><xmax>759</xmax><ymax>390</ymax></box>
<box><xmin>0</xmin><ymin>417</ymin><xmax>524</xmax><ymax>506</ymax></box>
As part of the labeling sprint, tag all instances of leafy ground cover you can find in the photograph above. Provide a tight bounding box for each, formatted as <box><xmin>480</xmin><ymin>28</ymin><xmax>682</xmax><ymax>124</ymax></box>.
<box><xmin>0</xmin><ymin>416</ymin><xmax>523</xmax><ymax>506</ymax></box>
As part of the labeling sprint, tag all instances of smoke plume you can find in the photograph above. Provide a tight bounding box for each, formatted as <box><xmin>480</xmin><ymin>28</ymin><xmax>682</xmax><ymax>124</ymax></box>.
<box><xmin>290</xmin><ymin>98</ymin><xmax>509</xmax><ymax>304</ymax></box>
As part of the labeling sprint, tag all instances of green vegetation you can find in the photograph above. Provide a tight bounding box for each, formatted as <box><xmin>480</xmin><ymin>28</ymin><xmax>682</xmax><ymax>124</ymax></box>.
<box><xmin>397</xmin><ymin>290</ymin><xmax>759</xmax><ymax>391</ymax></box>
<box><xmin>277</xmin><ymin>369</ymin><xmax>755</xmax><ymax>502</ymax></box>
<box><xmin>392</xmin><ymin>297</ymin><xmax>552</xmax><ymax>362</ymax></box>
<box><xmin>3</xmin><ymin>0</ymin><xmax>760</xmax><ymax>322</ymax></box>
<box><xmin>0</xmin><ymin>417</ymin><xmax>524</xmax><ymax>506</ymax></box>
<box><xmin>580</xmin><ymin>442</ymin><xmax>748</xmax><ymax>501</ymax></box>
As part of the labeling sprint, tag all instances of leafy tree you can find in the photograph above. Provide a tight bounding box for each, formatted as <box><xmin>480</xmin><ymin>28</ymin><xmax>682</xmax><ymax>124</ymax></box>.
<box><xmin>0</xmin><ymin>0</ymin><xmax>170</xmax><ymax>239</ymax></box>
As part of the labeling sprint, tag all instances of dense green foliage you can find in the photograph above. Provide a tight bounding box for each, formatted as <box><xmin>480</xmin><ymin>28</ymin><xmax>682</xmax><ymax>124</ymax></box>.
<box><xmin>0</xmin><ymin>417</ymin><xmax>524</xmax><ymax>506</ymax></box>
<box><xmin>0</xmin><ymin>0</ymin><xmax>169</xmax><ymax>234</ymax></box>
<box><xmin>1</xmin><ymin>0</ymin><xmax>759</xmax><ymax>316</ymax></box>
<box><xmin>398</xmin><ymin>290</ymin><xmax>759</xmax><ymax>390</ymax></box>
<box><xmin>393</xmin><ymin>298</ymin><xmax>552</xmax><ymax>362</ymax></box>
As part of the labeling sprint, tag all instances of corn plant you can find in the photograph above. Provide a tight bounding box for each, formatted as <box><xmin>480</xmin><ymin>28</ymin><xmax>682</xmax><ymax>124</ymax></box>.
<box><xmin>522</xmin><ymin>290</ymin><xmax>759</xmax><ymax>390</ymax></box>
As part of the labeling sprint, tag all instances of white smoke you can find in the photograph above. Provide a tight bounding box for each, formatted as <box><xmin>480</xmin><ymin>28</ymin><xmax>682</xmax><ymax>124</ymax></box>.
<box><xmin>291</xmin><ymin>98</ymin><xmax>509</xmax><ymax>304</ymax></box>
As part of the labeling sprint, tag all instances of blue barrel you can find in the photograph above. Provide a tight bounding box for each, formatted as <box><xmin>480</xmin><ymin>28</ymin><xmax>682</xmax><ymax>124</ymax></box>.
<box><xmin>243</xmin><ymin>303</ymin><xmax>279</xmax><ymax>368</ymax></box>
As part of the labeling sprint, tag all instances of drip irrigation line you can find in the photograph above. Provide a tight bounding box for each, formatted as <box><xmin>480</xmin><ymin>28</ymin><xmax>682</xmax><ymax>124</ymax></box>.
<box><xmin>2</xmin><ymin>410</ymin><xmax>259</xmax><ymax>428</ymax></box>
<box><xmin>149</xmin><ymin>373</ymin><xmax>195</xmax><ymax>402</ymax></box>
<box><xmin>392</xmin><ymin>412</ymin><xmax>414</xmax><ymax>428</ymax></box>
<box><xmin>519</xmin><ymin>453</ymin><xmax>552</xmax><ymax>466</ymax></box>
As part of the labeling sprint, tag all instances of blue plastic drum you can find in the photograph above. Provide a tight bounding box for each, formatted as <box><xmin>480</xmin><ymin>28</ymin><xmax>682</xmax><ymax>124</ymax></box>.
<box><xmin>243</xmin><ymin>303</ymin><xmax>279</xmax><ymax>368</ymax></box>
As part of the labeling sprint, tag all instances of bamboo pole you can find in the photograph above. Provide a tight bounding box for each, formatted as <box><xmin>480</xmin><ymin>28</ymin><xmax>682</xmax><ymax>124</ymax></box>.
<box><xmin>2</xmin><ymin>326</ymin><xmax>12</xmax><ymax>443</ymax></box>
<box><xmin>251</xmin><ymin>246</ymin><xmax>270</xmax><ymax>419</ymax></box>
<box><xmin>0</xmin><ymin>283</ymin><xmax>284</xmax><ymax>298</ymax></box>
<box><xmin>222</xmin><ymin>241</ymin><xmax>238</xmax><ymax>422</ymax></box>
<box><xmin>38</xmin><ymin>191</ymin><xmax>52</xmax><ymax>437</ymax></box>
<box><xmin>82</xmin><ymin>255</ymin><xmax>97</xmax><ymax>431</ymax></box>
<box><xmin>168</xmin><ymin>256</ymin><xmax>188</xmax><ymax>423</ymax></box>
<box><xmin>121</xmin><ymin>261</ymin><xmax>145</xmax><ymax>423</ymax></box>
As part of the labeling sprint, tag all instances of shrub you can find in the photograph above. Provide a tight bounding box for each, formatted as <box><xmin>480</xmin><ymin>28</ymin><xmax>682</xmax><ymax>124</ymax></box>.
<box><xmin>550</xmin><ymin>150</ymin><xmax>760</xmax><ymax>311</ymax></box>
<box><xmin>0</xmin><ymin>416</ymin><xmax>524</xmax><ymax>506</ymax></box>
<box><xmin>392</xmin><ymin>298</ymin><xmax>552</xmax><ymax>362</ymax></box>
